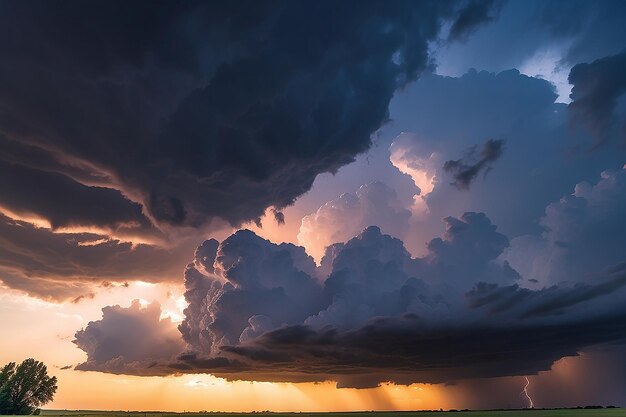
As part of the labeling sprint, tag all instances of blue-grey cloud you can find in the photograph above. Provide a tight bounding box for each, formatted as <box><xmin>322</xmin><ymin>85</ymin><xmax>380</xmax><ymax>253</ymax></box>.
<box><xmin>386</xmin><ymin>69</ymin><xmax>625</xmax><ymax>246</ymax></box>
<box><xmin>0</xmin><ymin>212</ymin><xmax>193</xmax><ymax>301</ymax></box>
<box><xmin>504</xmin><ymin>166</ymin><xmax>626</xmax><ymax>287</ymax></box>
<box><xmin>569</xmin><ymin>52</ymin><xmax>626</xmax><ymax>145</ymax></box>
<box><xmin>435</xmin><ymin>0</ymin><xmax>626</xmax><ymax>85</ymax></box>
<box><xmin>443</xmin><ymin>139</ymin><xmax>505</xmax><ymax>189</ymax></box>
<box><xmin>0</xmin><ymin>0</ymin><xmax>496</xmax><ymax>229</ymax></box>
<box><xmin>0</xmin><ymin>0</ymin><xmax>501</xmax><ymax>298</ymax></box>
<box><xmin>447</xmin><ymin>0</ymin><xmax>503</xmax><ymax>42</ymax></box>
<box><xmin>74</xmin><ymin>203</ymin><xmax>626</xmax><ymax>389</ymax></box>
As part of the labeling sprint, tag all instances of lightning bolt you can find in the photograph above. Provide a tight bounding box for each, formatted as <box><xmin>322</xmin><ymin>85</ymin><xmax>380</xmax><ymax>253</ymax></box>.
<box><xmin>521</xmin><ymin>376</ymin><xmax>535</xmax><ymax>409</ymax></box>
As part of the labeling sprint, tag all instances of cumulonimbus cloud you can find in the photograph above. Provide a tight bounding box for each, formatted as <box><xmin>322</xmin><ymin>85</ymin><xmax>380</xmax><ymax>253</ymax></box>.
<box><xmin>74</xmin><ymin>170</ymin><xmax>626</xmax><ymax>387</ymax></box>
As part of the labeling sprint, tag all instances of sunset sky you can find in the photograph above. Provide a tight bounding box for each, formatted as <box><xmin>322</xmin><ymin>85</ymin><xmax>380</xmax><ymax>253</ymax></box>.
<box><xmin>1</xmin><ymin>0</ymin><xmax>626</xmax><ymax>412</ymax></box>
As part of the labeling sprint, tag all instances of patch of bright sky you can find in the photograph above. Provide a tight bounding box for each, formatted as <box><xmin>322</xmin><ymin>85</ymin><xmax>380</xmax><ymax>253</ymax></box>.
<box><xmin>430</xmin><ymin>0</ymin><xmax>575</xmax><ymax>104</ymax></box>
<box><xmin>0</xmin><ymin>281</ymin><xmax>186</xmax><ymax>371</ymax></box>
<box><xmin>518</xmin><ymin>44</ymin><xmax>573</xmax><ymax>103</ymax></box>
<box><xmin>434</xmin><ymin>40</ymin><xmax>572</xmax><ymax>104</ymax></box>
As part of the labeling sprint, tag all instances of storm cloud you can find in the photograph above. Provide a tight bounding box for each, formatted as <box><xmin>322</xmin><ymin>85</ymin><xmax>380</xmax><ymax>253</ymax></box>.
<box><xmin>0</xmin><ymin>0</ymin><xmax>496</xmax><ymax>230</ymax></box>
<box><xmin>434</xmin><ymin>0</ymin><xmax>626</xmax><ymax>101</ymax></box>
<box><xmin>443</xmin><ymin>139</ymin><xmax>505</xmax><ymax>189</ymax></box>
<box><xmin>0</xmin><ymin>153</ymin><xmax>153</xmax><ymax>234</ymax></box>
<box><xmin>0</xmin><ymin>0</ymin><xmax>504</xmax><ymax>298</ymax></box>
<box><xmin>74</xmin><ymin>202</ymin><xmax>626</xmax><ymax>387</ymax></box>
<box><xmin>568</xmin><ymin>52</ymin><xmax>626</xmax><ymax>144</ymax></box>
<box><xmin>0</xmin><ymin>212</ymin><xmax>192</xmax><ymax>300</ymax></box>
<box><xmin>504</xmin><ymin>166</ymin><xmax>626</xmax><ymax>287</ymax></box>
<box><xmin>380</xmin><ymin>67</ymin><xmax>625</xmax><ymax>257</ymax></box>
<box><xmin>4</xmin><ymin>0</ymin><xmax>626</xmax><ymax>407</ymax></box>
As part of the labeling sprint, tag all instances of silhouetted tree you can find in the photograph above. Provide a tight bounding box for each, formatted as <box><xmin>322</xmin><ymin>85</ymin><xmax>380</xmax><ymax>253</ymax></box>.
<box><xmin>0</xmin><ymin>359</ymin><xmax>57</xmax><ymax>414</ymax></box>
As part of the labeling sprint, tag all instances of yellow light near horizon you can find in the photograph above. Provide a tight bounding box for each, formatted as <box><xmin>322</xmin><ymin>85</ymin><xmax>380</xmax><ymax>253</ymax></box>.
<box><xmin>46</xmin><ymin>371</ymin><xmax>447</xmax><ymax>413</ymax></box>
<box><xmin>1</xmin><ymin>283</ymin><xmax>603</xmax><ymax>413</ymax></box>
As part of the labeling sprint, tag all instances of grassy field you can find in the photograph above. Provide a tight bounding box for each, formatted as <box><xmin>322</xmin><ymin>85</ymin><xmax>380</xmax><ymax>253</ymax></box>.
<box><xmin>21</xmin><ymin>409</ymin><xmax>624</xmax><ymax>417</ymax></box>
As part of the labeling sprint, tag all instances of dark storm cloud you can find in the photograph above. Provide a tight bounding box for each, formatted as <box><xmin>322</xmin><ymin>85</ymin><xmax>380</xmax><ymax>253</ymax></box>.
<box><xmin>45</xmin><ymin>0</ymin><xmax>626</xmax><ymax>393</ymax></box>
<box><xmin>448</xmin><ymin>0</ymin><xmax>503</xmax><ymax>42</ymax></box>
<box><xmin>569</xmin><ymin>52</ymin><xmax>626</xmax><ymax>145</ymax></box>
<box><xmin>0</xmin><ymin>213</ymin><xmax>191</xmax><ymax>301</ymax></box>
<box><xmin>208</xmin><ymin>307</ymin><xmax>626</xmax><ymax>388</ymax></box>
<box><xmin>0</xmin><ymin>0</ymin><xmax>497</xmax><ymax>230</ymax></box>
<box><xmin>0</xmin><ymin>158</ymin><xmax>153</xmax><ymax>232</ymax></box>
<box><xmin>533</xmin><ymin>0</ymin><xmax>626</xmax><ymax>65</ymax></box>
<box><xmin>466</xmin><ymin>265</ymin><xmax>626</xmax><ymax>319</ymax></box>
<box><xmin>443</xmin><ymin>139</ymin><xmax>504</xmax><ymax>189</ymax></box>
<box><xmin>75</xmin><ymin>164</ymin><xmax>626</xmax><ymax>384</ymax></box>
<box><xmin>435</xmin><ymin>0</ymin><xmax>626</xmax><ymax>90</ymax></box>
<box><xmin>271</xmin><ymin>209</ymin><xmax>285</xmax><ymax>226</ymax></box>
<box><xmin>446</xmin><ymin>345</ymin><xmax>626</xmax><ymax>409</ymax></box>
<box><xmin>182</xmin><ymin>259</ymin><xmax>626</xmax><ymax>388</ymax></box>
<box><xmin>0</xmin><ymin>0</ymin><xmax>501</xmax><ymax>298</ymax></box>
<box><xmin>0</xmin><ymin>135</ymin><xmax>111</xmax><ymax>187</ymax></box>
<box><xmin>75</xmin><ymin>260</ymin><xmax>626</xmax><ymax>386</ymax></box>
<box><xmin>76</xmin><ymin>209</ymin><xmax>626</xmax><ymax>386</ymax></box>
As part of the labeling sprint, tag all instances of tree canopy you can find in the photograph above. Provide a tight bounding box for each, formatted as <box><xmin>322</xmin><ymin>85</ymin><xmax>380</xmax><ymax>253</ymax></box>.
<box><xmin>0</xmin><ymin>359</ymin><xmax>57</xmax><ymax>415</ymax></box>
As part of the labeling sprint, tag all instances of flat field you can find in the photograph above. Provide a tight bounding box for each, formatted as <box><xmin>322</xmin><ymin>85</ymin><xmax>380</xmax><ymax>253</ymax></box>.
<box><xmin>21</xmin><ymin>409</ymin><xmax>624</xmax><ymax>417</ymax></box>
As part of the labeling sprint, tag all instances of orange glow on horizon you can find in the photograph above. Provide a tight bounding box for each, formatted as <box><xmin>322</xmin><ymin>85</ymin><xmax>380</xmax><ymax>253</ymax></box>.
<box><xmin>46</xmin><ymin>372</ymin><xmax>449</xmax><ymax>413</ymax></box>
<box><xmin>0</xmin><ymin>286</ymin><xmax>608</xmax><ymax>412</ymax></box>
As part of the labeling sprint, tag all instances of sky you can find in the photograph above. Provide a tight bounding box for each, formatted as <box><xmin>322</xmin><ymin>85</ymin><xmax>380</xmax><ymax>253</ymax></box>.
<box><xmin>1</xmin><ymin>0</ymin><xmax>626</xmax><ymax>411</ymax></box>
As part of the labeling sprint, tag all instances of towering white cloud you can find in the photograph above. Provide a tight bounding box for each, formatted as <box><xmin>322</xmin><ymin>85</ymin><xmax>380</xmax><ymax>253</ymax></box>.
<box><xmin>73</xmin><ymin>300</ymin><xmax>185</xmax><ymax>374</ymax></box>
<box><xmin>73</xmin><ymin>196</ymin><xmax>626</xmax><ymax>390</ymax></box>
<box><xmin>298</xmin><ymin>182</ymin><xmax>411</xmax><ymax>261</ymax></box>
<box><xmin>389</xmin><ymin>135</ymin><xmax>439</xmax><ymax>217</ymax></box>
<box><xmin>179</xmin><ymin>229</ymin><xmax>324</xmax><ymax>354</ymax></box>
